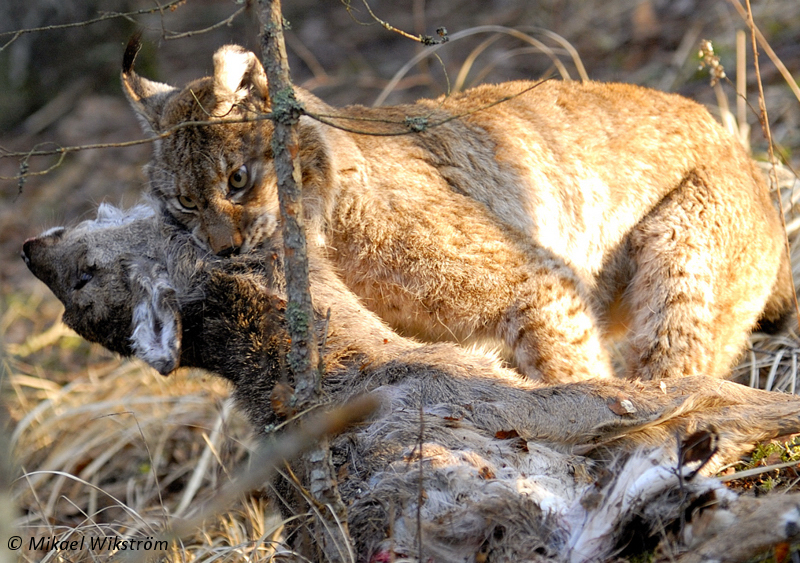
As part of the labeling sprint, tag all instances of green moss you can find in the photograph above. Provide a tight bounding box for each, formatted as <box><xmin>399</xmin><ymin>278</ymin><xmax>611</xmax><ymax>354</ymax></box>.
<box><xmin>748</xmin><ymin>441</ymin><xmax>783</xmax><ymax>467</ymax></box>
<box><xmin>284</xmin><ymin>300</ymin><xmax>311</xmax><ymax>333</ymax></box>
<box><xmin>270</xmin><ymin>87</ymin><xmax>304</xmax><ymax>125</ymax></box>
<box><xmin>627</xmin><ymin>550</ymin><xmax>655</xmax><ymax>563</ymax></box>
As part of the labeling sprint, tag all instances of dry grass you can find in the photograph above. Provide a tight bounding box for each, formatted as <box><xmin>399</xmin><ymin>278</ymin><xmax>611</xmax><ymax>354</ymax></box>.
<box><xmin>1</xmin><ymin>285</ymin><xmax>274</xmax><ymax>560</ymax></box>
<box><xmin>2</xmin><ymin>0</ymin><xmax>800</xmax><ymax>561</ymax></box>
<box><xmin>5</xmin><ymin>328</ymin><xmax>273</xmax><ymax>562</ymax></box>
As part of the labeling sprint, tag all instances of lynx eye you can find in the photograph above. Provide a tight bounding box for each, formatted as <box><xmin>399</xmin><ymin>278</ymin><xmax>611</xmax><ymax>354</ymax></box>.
<box><xmin>178</xmin><ymin>195</ymin><xmax>197</xmax><ymax>210</ymax></box>
<box><xmin>74</xmin><ymin>271</ymin><xmax>94</xmax><ymax>291</ymax></box>
<box><xmin>229</xmin><ymin>165</ymin><xmax>249</xmax><ymax>191</ymax></box>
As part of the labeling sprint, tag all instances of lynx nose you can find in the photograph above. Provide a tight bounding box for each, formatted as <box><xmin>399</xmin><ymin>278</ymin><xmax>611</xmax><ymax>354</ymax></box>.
<box><xmin>204</xmin><ymin>221</ymin><xmax>243</xmax><ymax>256</ymax></box>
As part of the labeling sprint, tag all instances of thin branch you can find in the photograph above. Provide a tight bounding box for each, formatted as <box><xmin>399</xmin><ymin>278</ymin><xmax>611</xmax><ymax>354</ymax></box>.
<box><xmin>2</xmin><ymin>0</ymin><xmax>247</xmax><ymax>53</ymax></box>
<box><xmin>0</xmin><ymin>114</ymin><xmax>274</xmax><ymax>182</ymax></box>
<box><xmin>6</xmin><ymin>151</ymin><xmax>66</xmax><ymax>185</ymax></box>
<box><xmin>2</xmin><ymin>77</ymin><xmax>546</xmax><ymax>185</ymax></box>
<box><xmin>727</xmin><ymin>0</ymin><xmax>800</xmax><ymax>105</ymax></box>
<box><xmin>257</xmin><ymin>2</ymin><xmax>351</xmax><ymax>560</ymax></box>
<box><xmin>162</xmin><ymin>3</ymin><xmax>248</xmax><ymax>40</ymax></box>
<box><xmin>358</xmin><ymin>0</ymin><xmax>448</xmax><ymax>46</ymax></box>
<box><xmin>257</xmin><ymin>0</ymin><xmax>319</xmax><ymax>408</ymax></box>
<box><xmin>311</xmin><ymin>80</ymin><xmax>549</xmax><ymax>136</ymax></box>
<box><xmin>342</xmin><ymin>0</ymin><xmax>448</xmax><ymax>46</ymax></box>
<box><xmin>0</xmin><ymin>0</ymin><xmax>185</xmax><ymax>52</ymax></box>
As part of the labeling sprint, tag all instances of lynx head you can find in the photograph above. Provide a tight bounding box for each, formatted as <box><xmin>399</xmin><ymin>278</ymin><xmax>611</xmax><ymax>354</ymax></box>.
<box><xmin>122</xmin><ymin>37</ymin><xmax>332</xmax><ymax>255</ymax></box>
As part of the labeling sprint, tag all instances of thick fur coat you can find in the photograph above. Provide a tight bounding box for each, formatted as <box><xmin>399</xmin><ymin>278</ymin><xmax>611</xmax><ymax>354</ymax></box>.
<box><xmin>120</xmin><ymin>40</ymin><xmax>792</xmax><ymax>382</ymax></box>
<box><xmin>22</xmin><ymin>203</ymin><xmax>800</xmax><ymax>562</ymax></box>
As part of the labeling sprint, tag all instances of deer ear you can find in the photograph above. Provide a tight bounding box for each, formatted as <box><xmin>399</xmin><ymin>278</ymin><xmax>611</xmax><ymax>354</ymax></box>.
<box><xmin>130</xmin><ymin>264</ymin><xmax>182</xmax><ymax>375</ymax></box>
<box><xmin>212</xmin><ymin>45</ymin><xmax>269</xmax><ymax>115</ymax></box>
<box><xmin>121</xmin><ymin>34</ymin><xmax>177</xmax><ymax>134</ymax></box>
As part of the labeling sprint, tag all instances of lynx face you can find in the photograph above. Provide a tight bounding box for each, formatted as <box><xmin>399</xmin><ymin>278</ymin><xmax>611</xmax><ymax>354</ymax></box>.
<box><xmin>146</xmin><ymin>121</ymin><xmax>280</xmax><ymax>254</ymax></box>
<box><xmin>123</xmin><ymin>42</ymin><xmax>284</xmax><ymax>254</ymax></box>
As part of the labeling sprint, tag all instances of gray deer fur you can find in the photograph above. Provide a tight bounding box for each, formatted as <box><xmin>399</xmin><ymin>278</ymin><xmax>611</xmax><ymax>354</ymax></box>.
<box><xmin>21</xmin><ymin>202</ymin><xmax>800</xmax><ymax>562</ymax></box>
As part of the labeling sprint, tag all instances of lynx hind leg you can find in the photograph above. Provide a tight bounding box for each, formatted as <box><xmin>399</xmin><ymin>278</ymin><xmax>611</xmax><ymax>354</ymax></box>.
<box><xmin>502</xmin><ymin>254</ymin><xmax>614</xmax><ymax>383</ymax></box>
<box><xmin>625</xmin><ymin>168</ymin><xmax>783</xmax><ymax>380</ymax></box>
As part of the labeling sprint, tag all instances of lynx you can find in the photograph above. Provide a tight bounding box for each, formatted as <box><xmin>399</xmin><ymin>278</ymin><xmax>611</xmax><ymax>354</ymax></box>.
<box><xmin>121</xmin><ymin>39</ymin><xmax>792</xmax><ymax>383</ymax></box>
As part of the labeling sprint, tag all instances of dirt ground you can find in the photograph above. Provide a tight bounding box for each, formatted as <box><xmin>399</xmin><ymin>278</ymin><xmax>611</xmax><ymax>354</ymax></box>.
<box><xmin>1</xmin><ymin>0</ymin><xmax>800</xmax><ymax>560</ymax></box>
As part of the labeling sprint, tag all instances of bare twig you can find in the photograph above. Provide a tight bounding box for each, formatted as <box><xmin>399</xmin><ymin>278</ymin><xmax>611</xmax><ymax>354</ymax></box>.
<box><xmin>1</xmin><ymin>81</ymin><xmax>543</xmax><ymax>185</ymax></box>
<box><xmin>2</xmin><ymin>43</ymin><xmax>548</xmax><ymax>187</ymax></box>
<box><xmin>257</xmin><ymin>0</ymin><xmax>319</xmax><ymax>404</ymax></box>
<box><xmin>0</xmin><ymin>114</ymin><xmax>276</xmax><ymax>182</ymax></box>
<box><xmin>727</xmin><ymin>0</ymin><xmax>800</xmax><ymax>105</ymax></box>
<box><xmin>0</xmin><ymin>0</ymin><xmax>185</xmax><ymax>51</ymax></box>
<box><xmin>313</xmin><ymin>80</ymin><xmax>549</xmax><ymax>136</ymax></box>
<box><xmin>342</xmin><ymin>0</ymin><xmax>448</xmax><ymax>46</ymax></box>
<box><xmin>162</xmin><ymin>3</ymin><xmax>248</xmax><ymax>40</ymax></box>
<box><xmin>2</xmin><ymin>0</ymin><xmax>248</xmax><ymax>53</ymax></box>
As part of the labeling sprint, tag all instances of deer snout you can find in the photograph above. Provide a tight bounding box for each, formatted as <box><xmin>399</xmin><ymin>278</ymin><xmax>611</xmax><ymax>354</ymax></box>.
<box><xmin>20</xmin><ymin>244</ymin><xmax>32</xmax><ymax>267</ymax></box>
<box><xmin>21</xmin><ymin>227</ymin><xmax>65</xmax><ymax>267</ymax></box>
<box><xmin>21</xmin><ymin>239</ymin><xmax>40</xmax><ymax>266</ymax></box>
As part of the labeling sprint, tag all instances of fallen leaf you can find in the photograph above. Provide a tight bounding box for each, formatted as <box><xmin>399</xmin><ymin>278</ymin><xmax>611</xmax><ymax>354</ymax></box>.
<box><xmin>607</xmin><ymin>396</ymin><xmax>637</xmax><ymax>415</ymax></box>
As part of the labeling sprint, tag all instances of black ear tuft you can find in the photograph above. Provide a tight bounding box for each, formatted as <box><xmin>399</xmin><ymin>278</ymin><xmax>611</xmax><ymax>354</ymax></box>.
<box><xmin>123</xmin><ymin>31</ymin><xmax>143</xmax><ymax>75</ymax></box>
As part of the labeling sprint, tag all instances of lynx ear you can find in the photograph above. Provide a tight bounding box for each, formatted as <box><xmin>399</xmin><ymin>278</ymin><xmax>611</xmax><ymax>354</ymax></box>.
<box><xmin>212</xmin><ymin>45</ymin><xmax>269</xmax><ymax>115</ymax></box>
<box><xmin>121</xmin><ymin>34</ymin><xmax>177</xmax><ymax>134</ymax></box>
<box><xmin>129</xmin><ymin>262</ymin><xmax>182</xmax><ymax>375</ymax></box>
